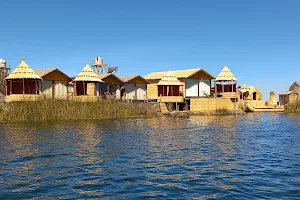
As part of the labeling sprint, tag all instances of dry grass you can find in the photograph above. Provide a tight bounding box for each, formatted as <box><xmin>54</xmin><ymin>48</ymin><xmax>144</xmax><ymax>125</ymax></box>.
<box><xmin>0</xmin><ymin>99</ymin><xmax>158</xmax><ymax>122</ymax></box>
<box><xmin>284</xmin><ymin>100</ymin><xmax>300</xmax><ymax>113</ymax></box>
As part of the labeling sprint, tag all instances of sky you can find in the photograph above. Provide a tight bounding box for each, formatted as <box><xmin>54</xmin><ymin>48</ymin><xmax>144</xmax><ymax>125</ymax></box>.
<box><xmin>1</xmin><ymin>0</ymin><xmax>300</xmax><ymax>99</ymax></box>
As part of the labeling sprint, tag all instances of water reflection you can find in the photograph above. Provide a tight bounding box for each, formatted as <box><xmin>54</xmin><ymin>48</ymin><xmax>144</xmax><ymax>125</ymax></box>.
<box><xmin>0</xmin><ymin>114</ymin><xmax>299</xmax><ymax>199</ymax></box>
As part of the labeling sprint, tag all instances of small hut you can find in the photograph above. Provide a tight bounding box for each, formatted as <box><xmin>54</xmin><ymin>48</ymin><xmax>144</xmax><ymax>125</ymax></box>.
<box><xmin>279</xmin><ymin>91</ymin><xmax>298</xmax><ymax>106</ymax></box>
<box><xmin>289</xmin><ymin>81</ymin><xmax>300</xmax><ymax>95</ymax></box>
<box><xmin>73</xmin><ymin>64</ymin><xmax>103</xmax><ymax>102</ymax></box>
<box><xmin>34</xmin><ymin>68</ymin><xmax>72</xmax><ymax>99</ymax></box>
<box><xmin>239</xmin><ymin>84</ymin><xmax>263</xmax><ymax>100</ymax></box>
<box><xmin>215</xmin><ymin>65</ymin><xmax>238</xmax><ymax>98</ymax></box>
<box><xmin>98</xmin><ymin>73</ymin><xmax>123</xmax><ymax>98</ymax></box>
<box><xmin>5</xmin><ymin>58</ymin><xmax>43</xmax><ymax>102</ymax></box>
<box><xmin>119</xmin><ymin>75</ymin><xmax>149</xmax><ymax>101</ymax></box>
<box><xmin>156</xmin><ymin>70</ymin><xmax>184</xmax><ymax>103</ymax></box>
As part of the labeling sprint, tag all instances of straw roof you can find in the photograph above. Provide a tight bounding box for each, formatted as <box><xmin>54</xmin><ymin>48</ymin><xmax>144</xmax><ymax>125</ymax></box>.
<box><xmin>5</xmin><ymin>58</ymin><xmax>42</xmax><ymax>80</ymax></box>
<box><xmin>119</xmin><ymin>75</ymin><xmax>149</xmax><ymax>84</ymax></box>
<box><xmin>279</xmin><ymin>91</ymin><xmax>298</xmax><ymax>95</ymax></box>
<box><xmin>215</xmin><ymin>65</ymin><xmax>237</xmax><ymax>82</ymax></box>
<box><xmin>74</xmin><ymin>64</ymin><xmax>103</xmax><ymax>82</ymax></box>
<box><xmin>241</xmin><ymin>84</ymin><xmax>248</xmax><ymax>89</ymax></box>
<box><xmin>144</xmin><ymin>68</ymin><xmax>215</xmax><ymax>80</ymax></box>
<box><xmin>294</xmin><ymin>81</ymin><xmax>300</xmax><ymax>87</ymax></box>
<box><xmin>34</xmin><ymin>68</ymin><xmax>72</xmax><ymax>81</ymax></box>
<box><xmin>157</xmin><ymin>70</ymin><xmax>183</xmax><ymax>86</ymax></box>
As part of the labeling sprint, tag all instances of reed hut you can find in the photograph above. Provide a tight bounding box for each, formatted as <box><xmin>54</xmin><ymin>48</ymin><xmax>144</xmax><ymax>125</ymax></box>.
<box><xmin>279</xmin><ymin>91</ymin><xmax>298</xmax><ymax>106</ymax></box>
<box><xmin>239</xmin><ymin>84</ymin><xmax>263</xmax><ymax>100</ymax></box>
<box><xmin>289</xmin><ymin>81</ymin><xmax>300</xmax><ymax>95</ymax></box>
<box><xmin>155</xmin><ymin>70</ymin><xmax>184</xmax><ymax>103</ymax></box>
<box><xmin>97</xmin><ymin>73</ymin><xmax>123</xmax><ymax>98</ymax></box>
<box><xmin>73</xmin><ymin>64</ymin><xmax>103</xmax><ymax>102</ymax></box>
<box><xmin>215</xmin><ymin>65</ymin><xmax>238</xmax><ymax>98</ymax></box>
<box><xmin>119</xmin><ymin>75</ymin><xmax>149</xmax><ymax>101</ymax></box>
<box><xmin>144</xmin><ymin>68</ymin><xmax>214</xmax><ymax>99</ymax></box>
<box><xmin>5</xmin><ymin>58</ymin><xmax>43</xmax><ymax>102</ymax></box>
<box><xmin>34</xmin><ymin>68</ymin><xmax>71</xmax><ymax>99</ymax></box>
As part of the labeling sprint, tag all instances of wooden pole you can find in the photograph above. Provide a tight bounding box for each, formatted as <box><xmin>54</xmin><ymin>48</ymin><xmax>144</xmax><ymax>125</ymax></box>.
<box><xmin>198</xmin><ymin>80</ymin><xmax>200</xmax><ymax>97</ymax></box>
<box><xmin>10</xmin><ymin>80</ymin><xmax>12</xmax><ymax>95</ymax></box>
<box><xmin>222</xmin><ymin>81</ymin><xmax>224</xmax><ymax>95</ymax></box>
<box><xmin>134</xmin><ymin>84</ymin><xmax>137</xmax><ymax>100</ymax></box>
<box><xmin>214</xmin><ymin>81</ymin><xmax>216</xmax><ymax>97</ymax></box>
<box><xmin>99</xmin><ymin>83</ymin><xmax>102</xmax><ymax>96</ymax></box>
<box><xmin>23</xmin><ymin>78</ymin><xmax>25</xmax><ymax>94</ymax></box>
<box><xmin>94</xmin><ymin>82</ymin><xmax>96</xmax><ymax>96</ymax></box>
<box><xmin>74</xmin><ymin>81</ymin><xmax>76</xmax><ymax>96</ymax></box>
<box><xmin>52</xmin><ymin>81</ymin><xmax>55</xmax><ymax>98</ymax></box>
<box><xmin>83</xmin><ymin>81</ymin><xmax>86</xmax><ymax>95</ymax></box>
<box><xmin>35</xmin><ymin>80</ymin><xmax>38</xmax><ymax>94</ymax></box>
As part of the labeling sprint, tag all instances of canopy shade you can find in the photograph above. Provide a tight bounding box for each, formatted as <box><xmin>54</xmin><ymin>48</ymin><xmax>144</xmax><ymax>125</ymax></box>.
<box><xmin>5</xmin><ymin>58</ymin><xmax>42</xmax><ymax>80</ymax></box>
<box><xmin>157</xmin><ymin>70</ymin><xmax>182</xmax><ymax>86</ymax></box>
<box><xmin>215</xmin><ymin>65</ymin><xmax>237</xmax><ymax>82</ymax></box>
<box><xmin>74</xmin><ymin>64</ymin><xmax>103</xmax><ymax>82</ymax></box>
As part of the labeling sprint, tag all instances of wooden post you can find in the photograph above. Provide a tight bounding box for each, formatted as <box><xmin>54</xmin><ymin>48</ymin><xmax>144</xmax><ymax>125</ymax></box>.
<box><xmin>198</xmin><ymin>80</ymin><xmax>200</xmax><ymax>97</ymax></box>
<box><xmin>134</xmin><ymin>84</ymin><xmax>137</xmax><ymax>100</ymax></box>
<box><xmin>74</xmin><ymin>81</ymin><xmax>77</xmax><ymax>96</ymax></box>
<box><xmin>10</xmin><ymin>80</ymin><xmax>12</xmax><ymax>95</ymax></box>
<box><xmin>35</xmin><ymin>80</ymin><xmax>38</xmax><ymax>94</ymax></box>
<box><xmin>222</xmin><ymin>81</ymin><xmax>224</xmax><ymax>95</ymax></box>
<box><xmin>99</xmin><ymin>83</ymin><xmax>102</xmax><ymax>96</ymax></box>
<box><xmin>83</xmin><ymin>81</ymin><xmax>86</xmax><ymax>95</ymax></box>
<box><xmin>22</xmin><ymin>78</ymin><xmax>25</xmax><ymax>94</ymax></box>
<box><xmin>94</xmin><ymin>83</ymin><xmax>97</xmax><ymax>96</ymax></box>
<box><xmin>214</xmin><ymin>81</ymin><xmax>216</xmax><ymax>98</ymax></box>
<box><xmin>52</xmin><ymin>81</ymin><xmax>55</xmax><ymax>98</ymax></box>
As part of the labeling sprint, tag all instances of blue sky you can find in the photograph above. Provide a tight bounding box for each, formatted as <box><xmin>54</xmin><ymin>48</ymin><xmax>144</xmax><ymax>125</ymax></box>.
<box><xmin>1</xmin><ymin>0</ymin><xmax>300</xmax><ymax>98</ymax></box>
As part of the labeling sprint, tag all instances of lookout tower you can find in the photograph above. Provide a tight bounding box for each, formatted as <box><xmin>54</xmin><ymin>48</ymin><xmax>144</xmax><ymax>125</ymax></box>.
<box><xmin>92</xmin><ymin>56</ymin><xmax>118</xmax><ymax>74</ymax></box>
<box><xmin>93</xmin><ymin>56</ymin><xmax>108</xmax><ymax>74</ymax></box>
<box><xmin>0</xmin><ymin>58</ymin><xmax>10</xmax><ymax>102</ymax></box>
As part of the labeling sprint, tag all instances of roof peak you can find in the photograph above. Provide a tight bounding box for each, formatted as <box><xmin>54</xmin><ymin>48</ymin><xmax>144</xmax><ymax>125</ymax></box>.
<box><xmin>215</xmin><ymin>65</ymin><xmax>237</xmax><ymax>81</ymax></box>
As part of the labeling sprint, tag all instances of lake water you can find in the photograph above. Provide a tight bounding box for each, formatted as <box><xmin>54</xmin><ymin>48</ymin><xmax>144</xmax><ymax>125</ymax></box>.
<box><xmin>0</xmin><ymin>113</ymin><xmax>300</xmax><ymax>199</ymax></box>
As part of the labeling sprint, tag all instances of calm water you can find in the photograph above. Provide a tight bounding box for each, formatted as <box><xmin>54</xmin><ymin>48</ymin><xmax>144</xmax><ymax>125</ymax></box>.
<box><xmin>0</xmin><ymin>114</ymin><xmax>300</xmax><ymax>199</ymax></box>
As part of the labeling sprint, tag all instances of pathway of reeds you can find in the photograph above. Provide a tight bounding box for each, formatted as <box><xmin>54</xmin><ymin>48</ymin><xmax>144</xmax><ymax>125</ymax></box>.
<box><xmin>0</xmin><ymin>99</ymin><xmax>159</xmax><ymax>122</ymax></box>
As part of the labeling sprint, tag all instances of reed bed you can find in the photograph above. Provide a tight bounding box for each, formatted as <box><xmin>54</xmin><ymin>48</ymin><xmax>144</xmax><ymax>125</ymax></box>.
<box><xmin>0</xmin><ymin>99</ymin><xmax>158</xmax><ymax>122</ymax></box>
<box><xmin>284</xmin><ymin>100</ymin><xmax>300</xmax><ymax>113</ymax></box>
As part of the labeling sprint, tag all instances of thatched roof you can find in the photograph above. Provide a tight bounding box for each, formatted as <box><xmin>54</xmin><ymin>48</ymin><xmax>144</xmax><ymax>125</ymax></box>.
<box><xmin>5</xmin><ymin>58</ymin><xmax>42</xmax><ymax>80</ymax></box>
<box><xmin>279</xmin><ymin>91</ymin><xmax>298</xmax><ymax>95</ymax></box>
<box><xmin>215</xmin><ymin>65</ymin><xmax>237</xmax><ymax>82</ymax></box>
<box><xmin>157</xmin><ymin>70</ymin><xmax>183</xmax><ymax>86</ymax></box>
<box><xmin>119</xmin><ymin>75</ymin><xmax>149</xmax><ymax>84</ymax></box>
<box><xmin>144</xmin><ymin>68</ymin><xmax>215</xmax><ymax>80</ymax></box>
<box><xmin>74</xmin><ymin>64</ymin><xmax>103</xmax><ymax>82</ymax></box>
<box><xmin>34</xmin><ymin>68</ymin><xmax>72</xmax><ymax>81</ymax></box>
<box><xmin>293</xmin><ymin>81</ymin><xmax>300</xmax><ymax>87</ymax></box>
<box><xmin>98</xmin><ymin>73</ymin><xmax>123</xmax><ymax>83</ymax></box>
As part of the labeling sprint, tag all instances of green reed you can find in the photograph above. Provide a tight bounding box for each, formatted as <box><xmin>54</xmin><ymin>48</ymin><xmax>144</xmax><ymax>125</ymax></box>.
<box><xmin>284</xmin><ymin>100</ymin><xmax>300</xmax><ymax>113</ymax></box>
<box><xmin>0</xmin><ymin>99</ymin><xmax>158</xmax><ymax>122</ymax></box>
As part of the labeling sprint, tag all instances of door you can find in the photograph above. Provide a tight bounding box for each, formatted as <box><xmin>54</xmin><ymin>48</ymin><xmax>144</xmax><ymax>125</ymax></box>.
<box><xmin>136</xmin><ymin>84</ymin><xmax>146</xmax><ymax>100</ymax></box>
<box><xmin>41</xmin><ymin>81</ymin><xmax>53</xmax><ymax>98</ymax></box>
<box><xmin>54</xmin><ymin>81</ymin><xmax>67</xmax><ymax>99</ymax></box>
<box><xmin>186</xmin><ymin>79</ymin><xmax>198</xmax><ymax>97</ymax></box>
<box><xmin>125</xmin><ymin>84</ymin><xmax>135</xmax><ymax>100</ymax></box>
<box><xmin>199</xmin><ymin>80</ymin><xmax>210</xmax><ymax>97</ymax></box>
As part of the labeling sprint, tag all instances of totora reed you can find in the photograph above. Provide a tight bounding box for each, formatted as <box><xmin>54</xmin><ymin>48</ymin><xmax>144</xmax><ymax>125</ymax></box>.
<box><xmin>284</xmin><ymin>100</ymin><xmax>300</xmax><ymax>113</ymax></box>
<box><xmin>0</xmin><ymin>99</ymin><xmax>159</xmax><ymax>122</ymax></box>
